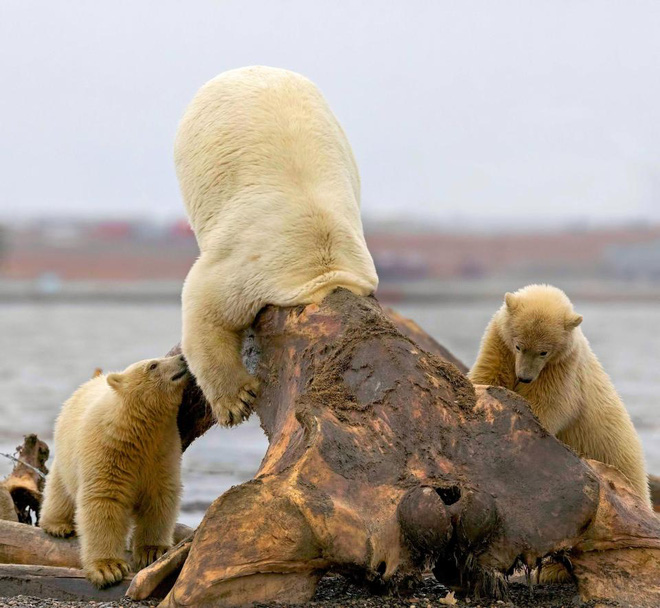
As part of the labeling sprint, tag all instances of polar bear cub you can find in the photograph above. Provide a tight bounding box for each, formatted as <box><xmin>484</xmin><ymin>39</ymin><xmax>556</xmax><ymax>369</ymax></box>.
<box><xmin>469</xmin><ymin>284</ymin><xmax>650</xmax><ymax>505</ymax></box>
<box><xmin>40</xmin><ymin>355</ymin><xmax>189</xmax><ymax>588</ymax></box>
<box><xmin>175</xmin><ymin>66</ymin><xmax>378</xmax><ymax>426</ymax></box>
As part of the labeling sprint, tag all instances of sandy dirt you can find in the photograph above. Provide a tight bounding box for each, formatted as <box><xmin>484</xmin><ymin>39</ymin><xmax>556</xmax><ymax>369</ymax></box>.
<box><xmin>0</xmin><ymin>574</ymin><xmax>619</xmax><ymax>608</ymax></box>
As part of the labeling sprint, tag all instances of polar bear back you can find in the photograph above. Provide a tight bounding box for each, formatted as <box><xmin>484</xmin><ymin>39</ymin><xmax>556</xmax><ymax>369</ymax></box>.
<box><xmin>175</xmin><ymin>66</ymin><xmax>378</xmax><ymax>322</ymax></box>
<box><xmin>175</xmin><ymin>67</ymin><xmax>360</xmax><ymax>234</ymax></box>
<box><xmin>51</xmin><ymin>376</ymin><xmax>118</xmax><ymax>497</ymax></box>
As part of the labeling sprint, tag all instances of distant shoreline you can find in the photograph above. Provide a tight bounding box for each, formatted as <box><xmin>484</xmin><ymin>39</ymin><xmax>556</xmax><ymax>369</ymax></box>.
<box><xmin>3</xmin><ymin>278</ymin><xmax>660</xmax><ymax>305</ymax></box>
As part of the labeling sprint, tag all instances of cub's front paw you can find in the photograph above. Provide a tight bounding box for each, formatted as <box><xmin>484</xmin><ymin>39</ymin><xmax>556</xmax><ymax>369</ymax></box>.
<box><xmin>40</xmin><ymin>521</ymin><xmax>75</xmax><ymax>538</ymax></box>
<box><xmin>85</xmin><ymin>558</ymin><xmax>130</xmax><ymax>588</ymax></box>
<box><xmin>133</xmin><ymin>544</ymin><xmax>170</xmax><ymax>570</ymax></box>
<box><xmin>214</xmin><ymin>377</ymin><xmax>259</xmax><ymax>427</ymax></box>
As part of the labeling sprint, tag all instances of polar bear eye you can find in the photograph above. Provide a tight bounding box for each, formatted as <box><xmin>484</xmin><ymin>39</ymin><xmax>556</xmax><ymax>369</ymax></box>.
<box><xmin>515</xmin><ymin>344</ymin><xmax>521</xmax><ymax>352</ymax></box>
<box><xmin>540</xmin><ymin>351</ymin><xmax>548</xmax><ymax>357</ymax></box>
<box><xmin>149</xmin><ymin>362</ymin><xmax>158</xmax><ymax>371</ymax></box>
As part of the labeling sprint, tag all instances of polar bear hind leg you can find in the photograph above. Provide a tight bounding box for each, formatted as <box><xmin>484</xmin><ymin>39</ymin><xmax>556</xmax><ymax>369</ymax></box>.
<box><xmin>39</xmin><ymin>464</ymin><xmax>76</xmax><ymax>537</ymax></box>
<box><xmin>182</xmin><ymin>256</ymin><xmax>259</xmax><ymax>426</ymax></box>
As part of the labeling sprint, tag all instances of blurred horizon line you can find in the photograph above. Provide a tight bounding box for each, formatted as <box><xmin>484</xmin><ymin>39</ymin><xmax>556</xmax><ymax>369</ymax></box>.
<box><xmin>2</xmin><ymin>213</ymin><xmax>660</xmax><ymax>235</ymax></box>
<box><xmin>4</xmin><ymin>216</ymin><xmax>660</xmax><ymax>290</ymax></box>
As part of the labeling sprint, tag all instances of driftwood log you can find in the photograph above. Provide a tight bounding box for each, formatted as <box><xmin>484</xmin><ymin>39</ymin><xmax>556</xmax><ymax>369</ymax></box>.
<box><xmin>0</xmin><ymin>434</ymin><xmax>49</xmax><ymax>524</ymax></box>
<box><xmin>134</xmin><ymin>289</ymin><xmax>660</xmax><ymax>607</ymax></box>
<box><xmin>0</xmin><ymin>564</ymin><xmax>132</xmax><ymax>601</ymax></box>
<box><xmin>0</xmin><ymin>519</ymin><xmax>193</xmax><ymax>569</ymax></box>
<box><xmin>0</xmin><ymin>519</ymin><xmax>193</xmax><ymax>600</ymax></box>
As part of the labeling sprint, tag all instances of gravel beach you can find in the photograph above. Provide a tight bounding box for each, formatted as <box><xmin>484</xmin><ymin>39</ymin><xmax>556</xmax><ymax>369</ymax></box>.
<box><xmin>0</xmin><ymin>575</ymin><xmax>617</xmax><ymax>608</ymax></box>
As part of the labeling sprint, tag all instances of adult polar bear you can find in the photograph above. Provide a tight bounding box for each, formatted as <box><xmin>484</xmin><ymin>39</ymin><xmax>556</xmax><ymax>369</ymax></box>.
<box><xmin>175</xmin><ymin>67</ymin><xmax>379</xmax><ymax>426</ymax></box>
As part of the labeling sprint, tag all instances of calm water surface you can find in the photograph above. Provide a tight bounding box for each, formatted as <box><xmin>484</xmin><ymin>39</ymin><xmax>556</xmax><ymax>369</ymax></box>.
<box><xmin>1</xmin><ymin>300</ymin><xmax>658</xmax><ymax>525</ymax></box>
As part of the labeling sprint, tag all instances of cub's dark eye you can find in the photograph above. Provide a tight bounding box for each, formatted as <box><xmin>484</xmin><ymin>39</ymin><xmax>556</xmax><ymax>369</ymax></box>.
<box><xmin>149</xmin><ymin>362</ymin><xmax>158</xmax><ymax>371</ymax></box>
<box><xmin>540</xmin><ymin>351</ymin><xmax>548</xmax><ymax>357</ymax></box>
<box><xmin>515</xmin><ymin>345</ymin><xmax>521</xmax><ymax>351</ymax></box>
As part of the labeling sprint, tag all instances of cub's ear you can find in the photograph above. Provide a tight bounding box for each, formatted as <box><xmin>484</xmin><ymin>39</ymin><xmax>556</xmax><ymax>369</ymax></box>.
<box><xmin>504</xmin><ymin>292</ymin><xmax>518</xmax><ymax>312</ymax></box>
<box><xmin>565</xmin><ymin>313</ymin><xmax>583</xmax><ymax>330</ymax></box>
<box><xmin>107</xmin><ymin>373</ymin><xmax>124</xmax><ymax>392</ymax></box>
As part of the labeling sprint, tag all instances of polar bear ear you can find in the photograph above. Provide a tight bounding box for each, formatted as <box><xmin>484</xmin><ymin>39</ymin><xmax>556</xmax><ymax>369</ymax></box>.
<box><xmin>504</xmin><ymin>293</ymin><xmax>518</xmax><ymax>312</ymax></box>
<box><xmin>107</xmin><ymin>373</ymin><xmax>124</xmax><ymax>392</ymax></box>
<box><xmin>565</xmin><ymin>313</ymin><xmax>583</xmax><ymax>330</ymax></box>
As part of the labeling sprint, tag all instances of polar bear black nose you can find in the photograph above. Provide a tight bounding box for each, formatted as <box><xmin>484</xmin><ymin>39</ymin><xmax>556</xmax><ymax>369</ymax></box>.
<box><xmin>517</xmin><ymin>376</ymin><xmax>533</xmax><ymax>384</ymax></box>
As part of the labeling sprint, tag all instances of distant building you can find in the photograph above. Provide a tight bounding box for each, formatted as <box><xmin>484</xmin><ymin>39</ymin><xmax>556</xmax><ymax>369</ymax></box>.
<box><xmin>605</xmin><ymin>239</ymin><xmax>660</xmax><ymax>280</ymax></box>
<box><xmin>2</xmin><ymin>219</ymin><xmax>660</xmax><ymax>283</ymax></box>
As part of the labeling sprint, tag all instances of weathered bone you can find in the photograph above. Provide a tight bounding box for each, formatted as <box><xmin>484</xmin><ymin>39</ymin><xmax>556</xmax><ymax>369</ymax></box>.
<box><xmin>151</xmin><ymin>290</ymin><xmax>660</xmax><ymax>607</ymax></box>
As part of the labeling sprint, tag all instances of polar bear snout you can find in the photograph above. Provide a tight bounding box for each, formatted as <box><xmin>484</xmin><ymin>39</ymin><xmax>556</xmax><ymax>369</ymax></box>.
<box><xmin>171</xmin><ymin>367</ymin><xmax>188</xmax><ymax>383</ymax></box>
<box><xmin>167</xmin><ymin>355</ymin><xmax>189</xmax><ymax>383</ymax></box>
<box><xmin>514</xmin><ymin>350</ymin><xmax>548</xmax><ymax>385</ymax></box>
<box><xmin>149</xmin><ymin>354</ymin><xmax>190</xmax><ymax>388</ymax></box>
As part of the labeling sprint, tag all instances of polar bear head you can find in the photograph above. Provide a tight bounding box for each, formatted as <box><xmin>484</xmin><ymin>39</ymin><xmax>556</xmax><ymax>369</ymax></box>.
<box><xmin>106</xmin><ymin>355</ymin><xmax>189</xmax><ymax>406</ymax></box>
<box><xmin>499</xmin><ymin>284</ymin><xmax>583</xmax><ymax>384</ymax></box>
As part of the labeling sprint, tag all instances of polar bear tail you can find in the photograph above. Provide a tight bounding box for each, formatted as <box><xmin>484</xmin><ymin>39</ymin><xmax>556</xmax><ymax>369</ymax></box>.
<box><xmin>285</xmin><ymin>270</ymin><xmax>378</xmax><ymax>306</ymax></box>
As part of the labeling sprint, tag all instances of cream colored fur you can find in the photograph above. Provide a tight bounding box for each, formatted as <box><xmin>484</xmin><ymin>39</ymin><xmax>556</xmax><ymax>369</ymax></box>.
<box><xmin>175</xmin><ymin>66</ymin><xmax>378</xmax><ymax>426</ymax></box>
<box><xmin>39</xmin><ymin>355</ymin><xmax>188</xmax><ymax>588</ymax></box>
<box><xmin>469</xmin><ymin>284</ymin><xmax>650</xmax><ymax>505</ymax></box>
<box><xmin>0</xmin><ymin>486</ymin><xmax>17</xmax><ymax>522</ymax></box>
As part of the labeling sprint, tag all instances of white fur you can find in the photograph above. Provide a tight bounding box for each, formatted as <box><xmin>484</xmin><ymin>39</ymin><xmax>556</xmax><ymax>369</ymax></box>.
<box><xmin>175</xmin><ymin>66</ymin><xmax>378</xmax><ymax>426</ymax></box>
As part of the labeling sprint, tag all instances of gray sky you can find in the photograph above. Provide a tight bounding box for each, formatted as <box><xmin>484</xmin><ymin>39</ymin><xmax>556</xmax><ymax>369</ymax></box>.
<box><xmin>1</xmin><ymin>1</ymin><xmax>660</xmax><ymax>227</ymax></box>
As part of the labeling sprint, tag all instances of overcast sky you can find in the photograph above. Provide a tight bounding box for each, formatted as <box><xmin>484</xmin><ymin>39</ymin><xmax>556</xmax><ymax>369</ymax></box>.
<box><xmin>1</xmin><ymin>1</ymin><xmax>660</xmax><ymax>228</ymax></box>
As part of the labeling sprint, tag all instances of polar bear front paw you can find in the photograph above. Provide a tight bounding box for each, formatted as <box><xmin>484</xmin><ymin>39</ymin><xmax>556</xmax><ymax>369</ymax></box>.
<box><xmin>40</xmin><ymin>521</ymin><xmax>75</xmax><ymax>538</ymax></box>
<box><xmin>133</xmin><ymin>545</ymin><xmax>170</xmax><ymax>571</ymax></box>
<box><xmin>85</xmin><ymin>558</ymin><xmax>130</xmax><ymax>588</ymax></box>
<box><xmin>214</xmin><ymin>377</ymin><xmax>259</xmax><ymax>427</ymax></box>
